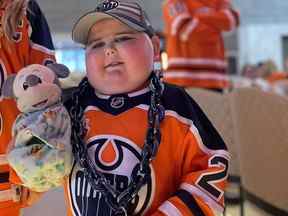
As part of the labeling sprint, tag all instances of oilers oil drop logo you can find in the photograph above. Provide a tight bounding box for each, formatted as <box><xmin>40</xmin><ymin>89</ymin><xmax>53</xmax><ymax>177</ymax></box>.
<box><xmin>69</xmin><ymin>135</ymin><xmax>155</xmax><ymax>216</ymax></box>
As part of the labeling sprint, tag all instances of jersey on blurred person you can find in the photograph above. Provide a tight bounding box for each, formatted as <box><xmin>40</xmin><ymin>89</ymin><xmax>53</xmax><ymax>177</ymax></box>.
<box><xmin>162</xmin><ymin>0</ymin><xmax>239</xmax><ymax>90</ymax></box>
<box><xmin>266</xmin><ymin>72</ymin><xmax>288</xmax><ymax>83</ymax></box>
<box><xmin>0</xmin><ymin>0</ymin><xmax>55</xmax><ymax>215</ymax></box>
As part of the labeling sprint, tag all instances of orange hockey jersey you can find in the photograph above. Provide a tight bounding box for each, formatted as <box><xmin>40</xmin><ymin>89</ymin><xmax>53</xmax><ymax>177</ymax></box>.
<box><xmin>162</xmin><ymin>0</ymin><xmax>239</xmax><ymax>89</ymax></box>
<box><xmin>0</xmin><ymin>0</ymin><xmax>55</xmax><ymax>214</ymax></box>
<box><xmin>266</xmin><ymin>72</ymin><xmax>288</xmax><ymax>83</ymax></box>
<box><xmin>64</xmin><ymin>83</ymin><xmax>229</xmax><ymax>216</ymax></box>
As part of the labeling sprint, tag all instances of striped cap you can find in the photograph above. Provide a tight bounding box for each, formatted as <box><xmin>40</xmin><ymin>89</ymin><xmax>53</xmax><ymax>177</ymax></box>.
<box><xmin>72</xmin><ymin>0</ymin><xmax>155</xmax><ymax>45</ymax></box>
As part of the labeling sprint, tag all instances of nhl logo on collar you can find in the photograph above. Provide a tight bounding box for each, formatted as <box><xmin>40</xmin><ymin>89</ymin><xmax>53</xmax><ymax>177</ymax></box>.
<box><xmin>97</xmin><ymin>0</ymin><xmax>119</xmax><ymax>11</ymax></box>
<box><xmin>110</xmin><ymin>96</ymin><xmax>125</xmax><ymax>109</ymax></box>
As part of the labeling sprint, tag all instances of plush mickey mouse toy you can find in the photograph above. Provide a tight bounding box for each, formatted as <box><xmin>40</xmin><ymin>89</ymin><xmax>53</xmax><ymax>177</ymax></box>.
<box><xmin>2</xmin><ymin>63</ymin><xmax>73</xmax><ymax>192</ymax></box>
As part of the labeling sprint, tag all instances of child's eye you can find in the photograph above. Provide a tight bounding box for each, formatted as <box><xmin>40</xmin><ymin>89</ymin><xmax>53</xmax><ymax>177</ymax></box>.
<box><xmin>114</xmin><ymin>36</ymin><xmax>134</xmax><ymax>43</ymax></box>
<box><xmin>90</xmin><ymin>41</ymin><xmax>105</xmax><ymax>49</ymax></box>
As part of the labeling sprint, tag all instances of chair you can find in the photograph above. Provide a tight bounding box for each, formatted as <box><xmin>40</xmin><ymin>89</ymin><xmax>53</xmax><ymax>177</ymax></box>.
<box><xmin>230</xmin><ymin>87</ymin><xmax>288</xmax><ymax>216</ymax></box>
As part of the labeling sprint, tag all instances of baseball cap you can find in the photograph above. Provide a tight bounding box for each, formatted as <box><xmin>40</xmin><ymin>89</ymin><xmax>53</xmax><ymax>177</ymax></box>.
<box><xmin>72</xmin><ymin>0</ymin><xmax>155</xmax><ymax>45</ymax></box>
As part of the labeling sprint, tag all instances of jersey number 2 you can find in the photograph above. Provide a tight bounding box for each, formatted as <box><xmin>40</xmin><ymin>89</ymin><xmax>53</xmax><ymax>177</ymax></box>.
<box><xmin>196</xmin><ymin>155</ymin><xmax>228</xmax><ymax>200</ymax></box>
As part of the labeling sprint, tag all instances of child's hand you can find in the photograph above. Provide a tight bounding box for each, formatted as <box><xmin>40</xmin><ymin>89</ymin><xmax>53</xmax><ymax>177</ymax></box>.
<box><xmin>20</xmin><ymin>186</ymin><xmax>44</xmax><ymax>207</ymax></box>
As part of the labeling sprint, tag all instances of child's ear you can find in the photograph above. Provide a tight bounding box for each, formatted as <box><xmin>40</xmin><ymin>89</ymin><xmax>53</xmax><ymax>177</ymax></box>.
<box><xmin>151</xmin><ymin>35</ymin><xmax>161</xmax><ymax>61</ymax></box>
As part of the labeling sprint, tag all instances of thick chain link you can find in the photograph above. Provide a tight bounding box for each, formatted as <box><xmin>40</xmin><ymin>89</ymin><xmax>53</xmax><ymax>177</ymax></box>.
<box><xmin>69</xmin><ymin>72</ymin><xmax>164</xmax><ymax>215</ymax></box>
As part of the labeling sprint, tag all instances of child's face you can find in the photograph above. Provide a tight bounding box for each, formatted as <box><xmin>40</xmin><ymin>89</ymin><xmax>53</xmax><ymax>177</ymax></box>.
<box><xmin>85</xmin><ymin>18</ymin><xmax>160</xmax><ymax>95</ymax></box>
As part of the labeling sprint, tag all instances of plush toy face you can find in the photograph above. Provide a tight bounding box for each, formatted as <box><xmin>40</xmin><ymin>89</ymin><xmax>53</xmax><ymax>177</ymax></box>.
<box><xmin>13</xmin><ymin>64</ymin><xmax>62</xmax><ymax>113</ymax></box>
<box><xmin>2</xmin><ymin>64</ymin><xmax>70</xmax><ymax>113</ymax></box>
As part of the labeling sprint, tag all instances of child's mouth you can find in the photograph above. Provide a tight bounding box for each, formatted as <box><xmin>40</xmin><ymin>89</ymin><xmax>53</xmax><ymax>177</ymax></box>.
<box><xmin>105</xmin><ymin>62</ymin><xmax>123</xmax><ymax>69</ymax></box>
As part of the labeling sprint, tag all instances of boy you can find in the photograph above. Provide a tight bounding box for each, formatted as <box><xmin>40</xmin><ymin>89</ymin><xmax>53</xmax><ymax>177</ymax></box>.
<box><xmin>66</xmin><ymin>0</ymin><xmax>229</xmax><ymax>215</ymax></box>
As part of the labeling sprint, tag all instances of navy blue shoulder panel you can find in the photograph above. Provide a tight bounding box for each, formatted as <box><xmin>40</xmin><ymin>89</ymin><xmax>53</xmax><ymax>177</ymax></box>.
<box><xmin>162</xmin><ymin>83</ymin><xmax>227</xmax><ymax>151</ymax></box>
<box><xmin>27</xmin><ymin>0</ymin><xmax>54</xmax><ymax>50</ymax></box>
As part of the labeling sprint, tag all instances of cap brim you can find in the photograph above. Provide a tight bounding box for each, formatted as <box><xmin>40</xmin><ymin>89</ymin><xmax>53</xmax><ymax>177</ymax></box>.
<box><xmin>72</xmin><ymin>11</ymin><xmax>147</xmax><ymax>45</ymax></box>
<box><xmin>72</xmin><ymin>12</ymin><xmax>112</xmax><ymax>45</ymax></box>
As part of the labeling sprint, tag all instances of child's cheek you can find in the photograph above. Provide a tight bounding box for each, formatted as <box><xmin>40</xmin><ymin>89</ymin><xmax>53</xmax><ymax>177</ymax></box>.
<box><xmin>118</xmin><ymin>40</ymin><xmax>139</xmax><ymax>52</ymax></box>
<box><xmin>122</xmin><ymin>44</ymin><xmax>147</xmax><ymax>62</ymax></box>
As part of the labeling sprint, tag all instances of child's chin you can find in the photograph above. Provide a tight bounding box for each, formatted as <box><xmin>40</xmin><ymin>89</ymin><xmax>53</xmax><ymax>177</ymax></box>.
<box><xmin>96</xmin><ymin>85</ymin><xmax>131</xmax><ymax>95</ymax></box>
<box><xmin>100</xmin><ymin>89</ymin><xmax>127</xmax><ymax>95</ymax></box>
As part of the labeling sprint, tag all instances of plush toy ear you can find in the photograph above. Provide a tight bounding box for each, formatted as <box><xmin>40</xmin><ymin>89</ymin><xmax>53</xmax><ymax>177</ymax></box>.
<box><xmin>2</xmin><ymin>75</ymin><xmax>16</xmax><ymax>98</ymax></box>
<box><xmin>47</xmin><ymin>63</ymin><xmax>70</xmax><ymax>78</ymax></box>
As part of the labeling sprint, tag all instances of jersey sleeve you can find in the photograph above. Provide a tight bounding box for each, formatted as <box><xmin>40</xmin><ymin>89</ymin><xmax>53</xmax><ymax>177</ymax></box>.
<box><xmin>26</xmin><ymin>0</ymin><xmax>55</xmax><ymax>65</ymax></box>
<box><xmin>193</xmin><ymin>6</ymin><xmax>240</xmax><ymax>31</ymax></box>
<box><xmin>154</xmin><ymin>88</ymin><xmax>230</xmax><ymax>216</ymax></box>
<box><xmin>162</xmin><ymin>0</ymin><xmax>193</xmax><ymax>36</ymax></box>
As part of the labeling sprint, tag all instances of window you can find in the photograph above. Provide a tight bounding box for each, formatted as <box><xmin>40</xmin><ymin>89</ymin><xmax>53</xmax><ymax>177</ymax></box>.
<box><xmin>282</xmin><ymin>36</ymin><xmax>288</xmax><ymax>71</ymax></box>
<box><xmin>55</xmin><ymin>48</ymin><xmax>86</xmax><ymax>73</ymax></box>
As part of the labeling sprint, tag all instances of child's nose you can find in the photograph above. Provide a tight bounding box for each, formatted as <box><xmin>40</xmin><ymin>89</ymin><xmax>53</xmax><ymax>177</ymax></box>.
<box><xmin>105</xmin><ymin>48</ymin><xmax>116</xmax><ymax>56</ymax></box>
<box><xmin>104</xmin><ymin>43</ymin><xmax>117</xmax><ymax>56</ymax></box>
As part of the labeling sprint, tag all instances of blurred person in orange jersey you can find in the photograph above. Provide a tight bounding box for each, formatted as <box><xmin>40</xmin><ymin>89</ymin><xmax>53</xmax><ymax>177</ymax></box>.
<box><xmin>162</xmin><ymin>0</ymin><xmax>239</xmax><ymax>91</ymax></box>
<box><xmin>0</xmin><ymin>0</ymin><xmax>55</xmax><ymax>215</ymax></box>
<box><xmin>264</xmin><ymin>60</ymin><xmax>288</xmax><ymax>96</ymax></box>
<box><xmin>265</xmin><ymin>58</ymin><xmax>288</xmax><ymax>83</ymax></box>
<box><xmin>266</xmin><ymin>72</ymin><xmax>288</xmax><ymax>83</ymax></box>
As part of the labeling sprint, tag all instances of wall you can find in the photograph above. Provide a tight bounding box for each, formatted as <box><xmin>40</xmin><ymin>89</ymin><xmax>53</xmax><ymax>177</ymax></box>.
<box><xmin>239</xmin><ymin>23</ymin><xmax>288</xmax><ymax>71</ymax></box>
